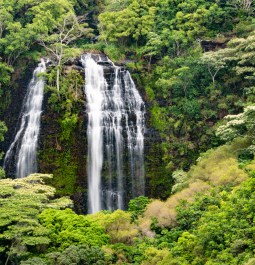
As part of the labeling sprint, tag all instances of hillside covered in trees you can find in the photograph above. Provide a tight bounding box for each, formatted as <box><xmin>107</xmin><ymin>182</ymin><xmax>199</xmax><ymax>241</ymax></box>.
<box><xmin>0</xmin><ymin>0</ymin><xmax>255</xmax><ymax>264</ymax></box>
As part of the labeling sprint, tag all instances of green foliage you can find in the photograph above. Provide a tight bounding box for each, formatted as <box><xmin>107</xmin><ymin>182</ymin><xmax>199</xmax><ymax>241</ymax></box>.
<box><xmin>0</xmin><ymin>0</ymin><xmax>76</xmax><ymax>65</ymax></box>
<box><xmin>0</xmin><ymin>120</ymin><xmax>7</xmax><ymax>143</ymax></box>
<box><xmin>0</xmin><ymin>120</ymin><xmax>7</xmax><ymax>163</ymax></box>
<box><xmin>150</xmin><ymin>105</ymin><xmax>169</xmax><ymax>133</ymax></box>
<box><xmin>21</xmin><ymin>257</ymin><xmax>48</xmax><ymax>265</ymax></box>
<box><xmin>103</xmin><ymin>44</ymin><xmax>125</xmax><ymax>61</ymax></box>
<box><xmin>0</xmin><ymin>60</ymin><xmax>13</xmax><ymax>92</ymax></box>
<box><xmin>38</xmin><ymin>11</ymin><xmax>93</xmax><ymax>87</ymax></box>
<box><xmin>39</xmin><ymin>148</ymin><xmax>79</xmax><ymax>196</ymax></box>
<box><xmin>169</xmin><ymin>177</ymin><xmax>255</xmax><ymax>264</ymax></box>
<box><xmin>46</xmin><ymin>68</ymin><xmax>84</xmax><ymax>114</ymax></box>
<box><xmin>154</xmin><ymin>0</ymin><xmax>233</xmax><ymax>58</ymax></box>
<box><xmin>0</xmin><ymin>120</ymin><xmax>7</xmax><ymax>178</ymax></box>
<box><xmin>39</xmin><ymin>10</ymin><xmax>93</xmax><ymax>67</ymax></box>
<box><xmin>81</xmin><ymin>42</ymin><xmax>106</xmax><ymax>52</ymax></box>
<box><xmin>202</xmin><ymin>31</ymin><xmax>255</xmax><ymax>100</ymax></box>
<box><xmin>245</xmin><ymin>258</ymin><xmax>255</xmax><ymax>265</ymax></box>
<box><xmin>39</xmin><ymin>68</ymin><xmax>85</xmax><ymax>196</ymax></box>
<box><xmin>103</xmin><ymin>0</ymin><xmax>130</xmax><ymax>12</ymax></box>
<box><xmin>45</xmin><ymin>245</ymin><xmax>106</xmax><ymax>265</ymax></box>
<box><xmin>200</xmin><ymin>49</ymin><xmax>227</xmax><ymax>85</ymax></box>
<box><xmin>87</xmin><ymin>210</ymin><xmax>139</xmax><ymax>244</ymax></box>
<box><xmin>171</xmin><ymin>170</ymin><xmax>188</xmax><ymax>193</ymax></box>
<box><xmin>128</xmin><ymin>196</ymin><xmax>152</xmax><ymax>222</ymax></box>
<box><xmin>126</xmin><ymin>168</ymin><xmax>255</xmax><ymax>264</ymax></box>
<box><xmin>216</xmin><ymin>106</ymin><xmax>255</xmax><ymax>154</ymax></box>
<box><xmin>99</xmin><ymin>0</ymin><xmax>156</xmax><ymax>45</ymax></box>
<box><xmin>145</xmin><ymin>51</ymin><xmax>225</xmax><ymax>176</ymax></box>
<box><xmin>140</xmin><ymin>247</ymin><xmax>169</xmax><ymax>265</ymax></box>
<box><xmin>176</xmin><ymin>191</ymin><xmax>221</xmax><ymax>231</ymax></box>
<box><xmin>0</xmin><ymin>174</ymin><xmax>72</xmax><ymax>263</ymax></box>
<box><xmin>39</xmin><ymin>208</ymin><xmax>109</xmax><ymax>250</ymax></box>
<box><xmin>188</xmin><ymin>139</ymin><xmax>249</xmax><ymax>187</ymax></box>
<box><xmin>60</xmin><ymin>113</ymin><xmax>79</xmax><ymax>141</ymax></box>
<box><xmin>228</xmin><ymin>0</ymin><xmax>255</xmax><ymax>17</ymax></box>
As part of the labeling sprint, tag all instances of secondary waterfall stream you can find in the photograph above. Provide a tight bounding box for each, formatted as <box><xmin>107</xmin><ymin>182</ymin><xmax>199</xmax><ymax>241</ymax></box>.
<box><xmin>4</xmin><ymin>59</ymin><xmax>46</xmax><ymax>178</ymax></box>
<box><xmin>81</xmin><ymin>54</ymin><xmax>145</xmax><ymax>213</ymax></box>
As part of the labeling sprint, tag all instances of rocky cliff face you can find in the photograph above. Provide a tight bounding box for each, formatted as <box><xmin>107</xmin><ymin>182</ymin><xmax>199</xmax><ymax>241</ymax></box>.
<box><xmin>38</xmin><ymin>57</ymin><xmax>88</xmax><ymax>213</ymax></box>
<box><xmin>39</xmin><ymin>100</ymin><xmax>88</xmax><ymax>212</ymax></box>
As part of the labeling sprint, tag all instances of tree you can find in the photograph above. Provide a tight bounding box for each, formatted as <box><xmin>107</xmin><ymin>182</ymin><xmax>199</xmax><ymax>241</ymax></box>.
<box><xmin>104</xmin><ymin>0</ymin><xmax>130</xmax><ymax>11</ymax></box>
<box><xmin>231</xmin><ymin>33</ymin><xmax>255</xmax><ymax>95</ymax></box>
<box><xmin>216</xmin><ymin>106</ymin><xmax>255</xmax><ymax>152</ymax></box>
<box><xmin>228</xmin><ymin>0</ymin><xmax>255</xmax><ymax>16</ymax></box>
<box><xmin>128</xmin><ymin>196</ymin><xmax>152</xmax><ymax>222</ymax></box>
<box><xmin>138</xmin><ymin>32</ymin><xmax>163</xmax><ymax>70</ymax></box>
<box><xmin>0</xmin><ymin>174</ymin><xmax>72</xmax><ymax>263</ymax></box>
<box><xmin>46</xmin><ymin>245</ymin><xmax>106</xmax><ymax>265</ymax></box>
<box><xmin>98</xmin><ymin>0</ymin><xmax>156</xmax><ymax>46</ymax></box>
<box><xmin>158</xmin><ymin>176</ymin><xmax>255</xmax><ymax>264</ymax></box>
<box><xmin>39</xmin><ymin>208</ymin><xmax>109</xmax><ymax>250</ymax></box>
<box><xmin>39</xmin><ymin>13</ymin><xmax>93</xmax><ymax>92</ymax></box>
<box><xmin>87</xmin><ymin>210</ymin><xmax>139</xmax><ymax>244</ymax></box>
<box><xmin>0</xmin><ymin>0</ymin><xmax>76</xmax><ymax>65</ymax></box>
<box><xmin>21</xmin><ymin>245</ymin><xmax>106</xmax><ymax>265</ymax></box>
<box><xmin>171</xmin><ymin>170</ymin><xmax>188</xmax><ymax>194</ymax></box>
<box><xmin>0</xmin><ymin>3</ymin><xmax>13</xmax><ymax>39</ymax></box>
<box><xmin>203</xmin><ymin>31</ymin><xmax>255</xmax><ymax>95</ymax></box>
<box><xmin>200</xmin><ymin>50</ymin><xmax>227</xmax><ymax>86</ymax></box>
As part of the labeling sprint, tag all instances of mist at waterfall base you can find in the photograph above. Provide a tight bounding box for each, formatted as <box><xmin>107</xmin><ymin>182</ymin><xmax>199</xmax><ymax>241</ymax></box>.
<box><xmin>81</xmin><ymin>54</ymin><xmax>145</xmax><ymax>214</ymax></box>
<box><xmin>4</xmin><ymin>59</ymin><xmax>46</xmax><ymax>179</ymax></box>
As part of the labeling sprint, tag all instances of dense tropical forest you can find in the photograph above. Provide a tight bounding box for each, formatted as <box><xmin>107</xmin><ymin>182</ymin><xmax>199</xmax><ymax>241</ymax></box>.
<box><xmin>0</xmin><ymin>0</ymin><xmax>255</xmax><ymax>264</ymax></box>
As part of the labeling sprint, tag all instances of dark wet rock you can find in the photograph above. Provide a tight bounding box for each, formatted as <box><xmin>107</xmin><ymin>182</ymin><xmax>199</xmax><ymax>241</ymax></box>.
<box><xmin>65</xmin><ymin>57</ymin><xmax>82</xmax><ymax>66</ymax></box>
<box><xmin>97</xmin><ymin>61</ymin><xmax>113</xmax><ymax>66</ymax></box>
<box><xmin>199</xmin><ymin>39</ymin><xmax>229</xmax><ymax>52</ymax></box>
<box><xmin>64</xmin><ymin>65</ymin><xmax>85</xmax><ymax>73</ymax></box>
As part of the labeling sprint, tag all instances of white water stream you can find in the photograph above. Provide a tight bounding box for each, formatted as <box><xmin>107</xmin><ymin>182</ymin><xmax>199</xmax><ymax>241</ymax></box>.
<box><xmin>4</xmin><ymin>59</ymin><xmax>46</xmax><ymax>178</ymax></box>
<box><xmin>81</xmin><ymin>54</ymin><xmax>145</xmax><ymax>213</ymax></box>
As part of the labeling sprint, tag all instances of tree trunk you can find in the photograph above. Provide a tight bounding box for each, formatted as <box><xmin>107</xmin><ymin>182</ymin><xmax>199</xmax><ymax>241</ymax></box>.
<box><xmin>56</xmin><ymin>67</ymin><xmax>60</xmax><ymax>92</ymax></box>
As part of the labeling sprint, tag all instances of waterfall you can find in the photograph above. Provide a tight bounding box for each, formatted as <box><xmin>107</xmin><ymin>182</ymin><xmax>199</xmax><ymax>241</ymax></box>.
<box><xmin>4</xmin><ymin>59</ymin><xmax>46</xmax><ymax>178</ymax></box>
<box><xmin>81</xmin><ymin>54</ymin><xmax>145</xmax><ymax>214</ymax></box>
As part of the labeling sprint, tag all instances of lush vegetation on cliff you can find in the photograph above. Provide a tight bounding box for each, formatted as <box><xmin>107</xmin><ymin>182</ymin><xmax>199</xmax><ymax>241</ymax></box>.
<box><xmin>0</xmin><ymin>0</ymin><xmax>255</xmax><ymax>264</ymax></box>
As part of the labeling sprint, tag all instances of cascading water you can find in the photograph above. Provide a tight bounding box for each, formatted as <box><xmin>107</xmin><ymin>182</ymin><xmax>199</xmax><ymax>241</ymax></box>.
<box><xmin>81</xmin><ymin>54</ymin><xmax>145</xmax><ymax>214</ymax></box>
<box><xmin>4</xmin><ymin>59</ymin><xmax>46</xmax><ymax>178</ymax></box>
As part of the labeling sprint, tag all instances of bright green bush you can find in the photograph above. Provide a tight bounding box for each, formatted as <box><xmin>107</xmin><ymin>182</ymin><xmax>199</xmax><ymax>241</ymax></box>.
<box><xmin>128</xmin><ymin>196</ymin><xmax>152</xmax><ymax>222</ymax></box>
<box><xmin>39</xmin><ymin>208</ymin><xmax>109</xmax><ymax>250</ymax></box>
